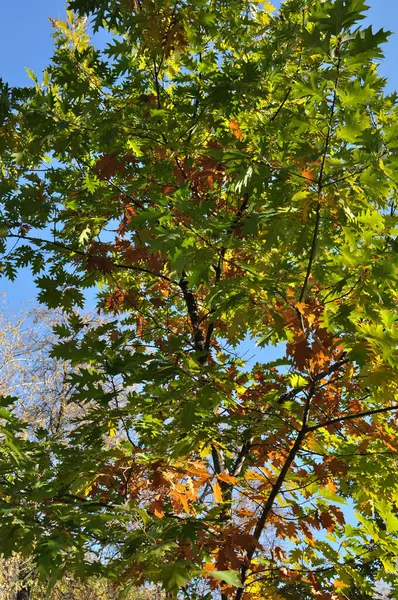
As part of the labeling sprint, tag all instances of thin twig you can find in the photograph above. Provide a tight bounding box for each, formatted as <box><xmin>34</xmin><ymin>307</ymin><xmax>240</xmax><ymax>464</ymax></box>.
<box><xmin>299</xmin><ymin>40</ymin><xmax>342</xmax><ymax>303</ymax></box>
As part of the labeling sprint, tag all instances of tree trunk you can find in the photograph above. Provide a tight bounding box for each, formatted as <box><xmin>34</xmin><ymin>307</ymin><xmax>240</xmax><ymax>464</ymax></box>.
<box><xmin>16</xmin><ymin>564</ymin><xmax>31</xmax><ymax>600</ymax></box>
<box><xmin>16</xmin><ymin>589</ymin><xmax>30</xmax><ymax>600</ymax></box>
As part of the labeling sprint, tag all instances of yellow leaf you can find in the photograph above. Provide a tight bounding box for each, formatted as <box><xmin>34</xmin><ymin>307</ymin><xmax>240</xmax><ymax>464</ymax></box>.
<box><xmin>127</xmin><ymin>138</ymin><xmax>144</xmax><ymax>156</ymax></box>
<box><xmin>258</xmin><ymin>13</ymin><xmax>271</xmax><ymax>25</ymax></box>
<box><xmin>80</xmin><ymin>476</ymin><xmax>98</xmax><ymax>498</ymax></box>
<box><xmin>108</xmin><ymin>421</ymin><xmax>117</xmax><ymax>438</ymax></box>
<box><xmin>81</xmin><ymin>484</ymin><xmax>93</xmax><ymax>498</ymax></box>
<box><xmin>199</xmin><ymin>444</ymin><xmax>211</xmax><ymax>458</ymax></box>
<box><xmin>289</xmin><ymin>374</ymin><xmax>308</xmax><ymax>388</ymax></box>
<box><xmin>236</xmin><ymin>384</ymin><xmax>247</xmax><ymax>395</ymax></box>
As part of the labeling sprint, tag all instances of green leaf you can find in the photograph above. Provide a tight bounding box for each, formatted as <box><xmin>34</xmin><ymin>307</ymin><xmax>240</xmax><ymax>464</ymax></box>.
<box><xmin>208</xmin><ymin>570</ymin><xmax>244</xmax><ymax>588</ymax></box>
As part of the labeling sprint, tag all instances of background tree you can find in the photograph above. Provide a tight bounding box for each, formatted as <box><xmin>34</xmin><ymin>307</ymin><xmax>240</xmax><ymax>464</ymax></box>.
<box><xmin>1</xmin><ymin>0</ymin><xmax>398</xmax><ymax>598</ymax></box>
<box><xmin>0</xmin><ymin>553</ymin><xmax>164</xmax><ymax>599</ymax></box>
<box><xmin>0</xmin><ymin>299</ymin><xmax>164</xmax><ymax>599</ymax></box>
<box><xmin>0</xmin><ymin>298</ymin><xmax>77</xmax><ymax>433</ymax></box>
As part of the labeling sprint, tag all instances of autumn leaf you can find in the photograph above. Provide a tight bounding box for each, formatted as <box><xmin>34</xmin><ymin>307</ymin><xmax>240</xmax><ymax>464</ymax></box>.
<box><xmin>229</xmin><ymin>120</ymin><xmax>243</xmax><ymax>140</ymax></box>
<box><xmin>301</xmin><ymin>166</ymin><xmax>315</xmax><ymax>182</ymax></box>
<box><xmin>213</xmin><ymin>481</ymin><xmax>223</xmax><ymax>503</ymax></box>
<box><xmin>319</xmin><ymin>511</ymin><xmax>335</xmax><ymax>532</ymax></box>
<box><xmin>333</xmin><ymin>580</ymin><xmax>347</xmax><ymax>589</ymax></box>
<box><xmin>150</xmin><ymin>500</ymin><xmax>165</xmax><ymax>519</ymax></box>
<box><xmin>93</xmin><ymin>154</ymin><xmax>119</xmax><ymax>180</ymax></box>
<box><xmin>217</xmin><ymin>472</ymin><xmax>238</xmax><ymax>485</ymax></box>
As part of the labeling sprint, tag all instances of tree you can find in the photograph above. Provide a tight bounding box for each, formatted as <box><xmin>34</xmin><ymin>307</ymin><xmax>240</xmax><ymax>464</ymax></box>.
<box><xmin>0</xmin><ymin>299</ymin><xmax>79</xmax><ymax>433</ymax></box>
<box><xmin>1</xmin><ymin>0</ymin><xmax>398</xmax><ymax>598</ymax></box>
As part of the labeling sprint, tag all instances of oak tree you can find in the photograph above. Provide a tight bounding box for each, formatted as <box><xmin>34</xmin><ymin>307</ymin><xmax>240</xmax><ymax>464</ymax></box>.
<box><xmin>1</xmin><ymin>0</ymin><xmax>398</xmax><ymax>598</ymax></box>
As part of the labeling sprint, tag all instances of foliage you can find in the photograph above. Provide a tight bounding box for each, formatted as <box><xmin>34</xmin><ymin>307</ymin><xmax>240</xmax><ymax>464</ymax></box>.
<box><xmin>1</xmin><ymin>0</ymin><xmax>398</xmax><ymax>598</ymax></box>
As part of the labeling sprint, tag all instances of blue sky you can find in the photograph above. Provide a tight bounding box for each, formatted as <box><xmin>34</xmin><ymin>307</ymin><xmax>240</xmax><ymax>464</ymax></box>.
<box><xmin>0</xmin><ymin>0</ymin><xmax>397</xmax><ymax>88</ymax></box>
<box><xmin>0</xmin><ymin>0</ymin><xmax>398</xmax><ymax>310</ymax></box>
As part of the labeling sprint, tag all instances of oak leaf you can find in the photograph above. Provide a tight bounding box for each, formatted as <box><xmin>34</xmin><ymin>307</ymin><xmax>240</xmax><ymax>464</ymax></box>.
<box><xmin>213</xmin><ymin>481</ymin><xmax>223</xmax><ymax>503</ymax></box>
<box><xmin>229</xmin><ymin>120</ymin><xmax>244</xmax><ymax>140</ymax></box>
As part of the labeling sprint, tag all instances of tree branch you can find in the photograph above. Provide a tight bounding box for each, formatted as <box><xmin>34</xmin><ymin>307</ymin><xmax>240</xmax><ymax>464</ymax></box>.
<box><xmin>205</xmin><ymin>192</ymin><xmax>250</xmax><ymax>351</ymax></box>
<box><xmin>277</xmin><ymin>357</ymin><xmax>349</xmax><ymax>405</ymax></box>
<box><xmin>299</xmin><ymin>40</ymin><xmax>342</xmax><ymax>302</ymax></box>
<box><xmin>231</xmin><ymin>437</ymin><xmax>253</xmax><ymax>477</ymax></box>
<box><xmin>179</xmin><ymin>272</ymin><xmax>206</xmax><ymax>357</ymax></box>
<box><xmin>7</xmin><ymin>233</ymin><xmax>177</xmax><ymax>285</ymax></box>
<box><xmin>307</xmin><ymin>404</ymin><xmax>398</xmax><ymax>433</ymax></box>
<box><xmin>236</xmin><ymin>426</ymin><xmax>308</xmax><ymax>600</ymax></box>
<box><xmin>235</xmin><ymin>375</ymin><xmax>318</xmax><ymax>599</ymax></box>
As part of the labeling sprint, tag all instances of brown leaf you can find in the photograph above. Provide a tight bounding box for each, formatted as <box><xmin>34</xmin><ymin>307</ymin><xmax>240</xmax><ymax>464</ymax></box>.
<box><xmin>329</xmin><ymin>504</ymin><xmax>345</xmax><ymax>526</ymax></box>
<box><xmin>319</xmin><ymin>511</ymin><xmax>335</xmax><ymax>532</ymax></box>
<box><xmin>287</xmin><ymin>336</ymin><xmax>312</xmax><ymax>370</ymax></box>
<box><xmin>274</xmin><ymin>546</ymin><xmax>286</xmax><ymax>562</ymax></box>
<box><xmin>149</xmin><ymin>297</ymin><xmax>165</xmax><ymax>308</ymax></box>
<box><xmin>150</xmin><ymin>500</ymin><xmax>164</xmax><ymax>519</ymax></box>
<box><xmin>94</xmin><ymin>154</ymin><xmax>119</xmax><ymax>180</ymax></box>
<box><xmin>326</xmin><ymin>457</ymin><xmax>348</xmax><ymax>476</ymax></box>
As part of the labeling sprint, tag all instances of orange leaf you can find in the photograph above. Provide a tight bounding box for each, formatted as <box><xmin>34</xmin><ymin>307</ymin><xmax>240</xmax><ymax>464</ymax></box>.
<box><xmin>327</xmin><ymin>478</ymin><xmax>337</xmax><ymax>493</ymax></box>
<box><xmin>170</xmin><ymin>489</ymin><xmax>190</xmax><ymax>514</ymax></box>
<box><xmin>236</xmin><ymin>508</ymin><xmax>254</xmax><ymax>517</ymax></box>
<box><xmin>334</xmin><ymin>580</ymin><xmax>347</xmax><ymax>589</ymax></box>
<box><xmin>301</xmin><ymin>167</ymin><xmax>315</xmax><ymax>181</ymax></box>
<box><xmin>229</xmin><ymin>120</ymin><xmax>243</xmax><ymax>140</ymax></box>
<box><xmin>213</xmin><ymin>481</ymin><xmax>223</xmax><ymax>503</ymax></box>
<box><xmin>295</xmin><ymin>302</ymin><xmax>308</xmax><ymax>314</ymax></box>
<box><xmin>217</xmin><ymin>472</ymin><xmax>238</xmax><ymax>485</ymax></box>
